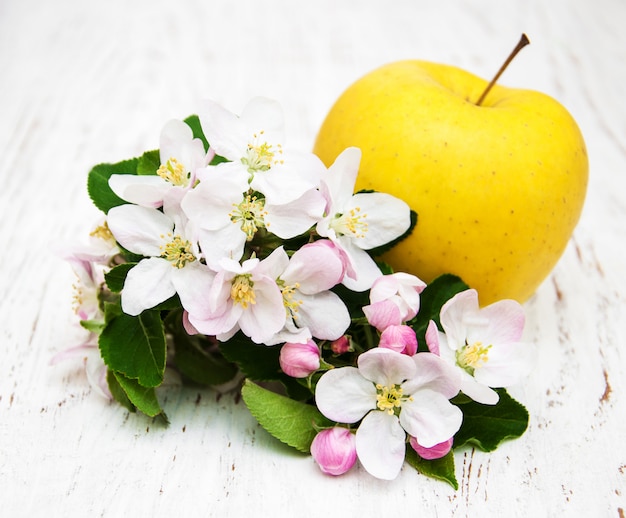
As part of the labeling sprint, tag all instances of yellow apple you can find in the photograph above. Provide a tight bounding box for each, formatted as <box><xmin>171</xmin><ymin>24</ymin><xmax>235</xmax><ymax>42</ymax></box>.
<box><xmin>313</xmin><ymin>59</ymin><xmax>588</xmax><ymax>304</ymax></box>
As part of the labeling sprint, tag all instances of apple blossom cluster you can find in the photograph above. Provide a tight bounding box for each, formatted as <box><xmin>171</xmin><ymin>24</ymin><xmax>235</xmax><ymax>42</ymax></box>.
<box><xmin>55</xmin><ymin>97</ymin><xmax>534</xmax><ymax>487</ymax></box>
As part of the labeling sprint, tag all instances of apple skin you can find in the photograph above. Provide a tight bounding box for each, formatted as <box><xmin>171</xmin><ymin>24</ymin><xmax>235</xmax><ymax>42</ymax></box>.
<box><xmin>313</xmin><ymin>60</ymin><xmax>588</xmax><ymax>305</ymax></box>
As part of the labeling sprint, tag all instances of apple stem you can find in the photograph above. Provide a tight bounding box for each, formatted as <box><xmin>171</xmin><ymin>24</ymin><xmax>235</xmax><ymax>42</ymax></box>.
<box><xmin>475</xmin><ymin>33</ymin><xmax>531</xmax><ymax>106</ymax></box>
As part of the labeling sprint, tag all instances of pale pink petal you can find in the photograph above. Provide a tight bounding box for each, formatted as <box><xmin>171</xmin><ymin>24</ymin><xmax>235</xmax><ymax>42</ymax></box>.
<box><xmin>425</xmin><ymin>320</ymin><xmax>440</xmax><ymax>356</ymax></box>
<box><xmin>474</xmin><ymin>299</ymin><xmax>525</xmax><ymax>345</ymax></box>
<box><xmin>403</xmin><ymin>352</ymin><xmax>461</xmax><ymax>399</ymax></box>
<box><xmin>254</xmin><ymin>246</ymin><xmax>290</xmax><ymax>280</ymax></box>
<box><xmin>197</xmin><ymin>225</ymin><xmax>247</xmax><ymax>268</ymax></box>
<box><xmin>281</xmin><ymin>241</ymin><xmax>345</xmax><ymax>294</ymax></box>
<box><xmin>121</xmin><ymin>258</ymin><xmax>175</xmax><ymax>316</ymax></box>
<box><xmin>295</xmin><ymin>291</ymin><xmax>351</xmax><ymax>341</ymax></box>
<box><xmin>363</xmin><ymin>300</ymin><xmax>402</xmax><ymax>331</ymax></box>
<box><xmin>356</xmin><ymin>411</ymin><xmax>406</xmax><ymax>480</ymax></box>
<box><xmin>237</xmin><ymin>277</ymin><xmax>285</xmax><ymax>344</ymax></box>
<box><xmin>357</xmin><ymin>348</ymin><xmax>416</xmax><ymax>388</ymax></box>
<box><xmin>188</xmin><ymin>302</ymin><xmax>241</xmax><ymax>337</ymax></box>
<box><xmin>440</xmin><ymin>289</ymin><xmax>478</xmax><ymax>350</ymax></box>
<box><xmin>315</xmin><ymin>367</ymin><xmax>377</xmax><ymax>423</ymax></box>
<box><xmin>399</xmin><ymin>389</ymin><xmax>463</xmax><ymax>448</ymax></box>
<box><xmin>107</xmin><ymin>204</ymin><xmax>172</xmax><ymax>257</ymax></box>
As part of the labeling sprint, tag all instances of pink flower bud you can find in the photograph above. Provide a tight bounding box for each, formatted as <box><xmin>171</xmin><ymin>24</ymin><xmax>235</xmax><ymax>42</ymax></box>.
<box><xmin>279</xmin><ymin>340</ymin><xmax>320</xmax><ymax>378</ymax></box>
<box><xmin>409</xmin><ymin>435</ymin><xmax>453</xmax><ymax>460</ymax></box>
<box><xmin>311</xmin><ymin>428</ymin><xmax>357</xmax><ymax>476</ymax></box>
<box><xmin>379</xmin><ymin>325</ymin><xmax>418</xmax><ymax>356</ymax></box>
<box><xmin>330</xmin><ymin>335</ymin><xmax>351</xmax><ymax>354</ymax></box>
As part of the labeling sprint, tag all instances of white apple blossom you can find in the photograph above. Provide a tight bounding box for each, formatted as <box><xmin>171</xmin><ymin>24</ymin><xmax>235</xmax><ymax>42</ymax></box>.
<box><xmin>181</xmin><ymin>166</ymin><xmax>326</xmax><ymax>267</ymax></box>
<box><xmin>255</xmin><ymin>242</ymin><xmax>351</xmax><ymax>345</ymax></box>
<box><xmin>106</xmin><ymin>202</ymin><xmax>215</xmax><ymax>317</ymax></box>
<box><xmin>109</xmin><ymin>119</ymin><xmax>211</xmax><ymax>208</ymax></box>
<box><xmin>316</xmin><ymin>147</ymin><xmax>411</xmax><ymax>292</ymax></box>
<box><xmin>432</xmin><ymin>289</ymin><xmax>534</xmax><ymax>405</ymax></box>
<box><xmin>185</xmin><ymin>255</ymin><xmax>285</xmax><ymax>345</ymax></box>
<box><xmin>315</xmin><ymin>348</ymin><xmax>462</xmax><ymax>480</ymax></box>
<box><xmin>198</xmin><ymin>97</ymin><xmax>325</xmax><ymax>205</ymax></box>
<box><xmin>363</xmin><ymin>272</ymin><xmax>427</xmax><ymax>331</ymax></box>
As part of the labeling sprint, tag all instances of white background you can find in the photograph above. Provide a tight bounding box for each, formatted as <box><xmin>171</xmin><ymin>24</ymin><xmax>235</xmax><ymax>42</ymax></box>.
<box><xmin>1</xmin><ymin>0</ymin><xmax>625</xmax><ymax>516</ymax></box>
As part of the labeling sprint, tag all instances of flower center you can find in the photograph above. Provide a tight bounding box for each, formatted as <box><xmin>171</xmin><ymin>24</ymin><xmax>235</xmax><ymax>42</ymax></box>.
<box><xmin>280</xmin><ymin>282</ymin><xmax>303</xmax><ymax>320</ymax></box>
<box><xmin>230</xmin><ymin>194</ymin><xmax>268</xmax><ymax>240</ymax></box>
<box><xmin>456</xmin><ymin>340</ymin><xmax>492</xmax><ymax>375</ymax></box>
<box><xmin>160</xmin><ymin>233</ymin><xmax>196</xmax><ymax>268</ymax></box>
<box><xmin>330</xmin><ymin>207</ymin><xmax>368</xmax><ymax>239</ymax></box>
<box><xmin>241</xmin><ymin>131</ymin><xmax>284</xmax><ymax>173</ymax></box>
<box><xmin>375</xmin><ymin>384</ymin><xmax>412</xmax><ymax>416</ymax></box>
<box><xmin>89</xmin><ymin>221</ymin><xmax>114</xmax><ymax>242</ymax></box>
<box><xmin>231</xmin><ymin>274</ymin><xmax>256</xmax><ymax>308</ymax></box>
<box><xmin>157</xmin><ymin>157</ymin><xmax>189</xmax><ymax>187</ymax></box>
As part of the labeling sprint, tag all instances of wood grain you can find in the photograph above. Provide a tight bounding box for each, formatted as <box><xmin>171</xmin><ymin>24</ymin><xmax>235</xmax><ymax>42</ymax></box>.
<box><xmin>1</xmin><ymin>0</ymin><xmax>625</xmax><ymax>516</ymax></box>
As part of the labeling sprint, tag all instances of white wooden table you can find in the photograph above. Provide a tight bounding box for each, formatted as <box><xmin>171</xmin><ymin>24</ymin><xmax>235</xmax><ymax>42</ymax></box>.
<box><xmin>2</xmin><ymin>0</ymin><xmax>625</xmax><ymax>515</ymax></box>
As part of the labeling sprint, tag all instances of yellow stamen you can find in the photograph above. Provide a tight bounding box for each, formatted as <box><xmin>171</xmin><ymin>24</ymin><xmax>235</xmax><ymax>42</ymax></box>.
<box><xmin>231</xmin><ymin>274</ymin><xmax>256</xmax><ymax>308</ymax></box>
<box><xmin>159</xmin><ymin>233</ymin><xmax>196</xmax><ymax>268</ymax></box>
<box><xmin>89</xmin><ymin>221</ymin><xmax>114</xmax><ymax>242</ymax></box>
<box><xmin>375</xmin><ymin>384</ymin><xmax>412</xmax><ymax>416</ymax></box>
<box><xmin>456</xmin><ymin>341</ymin><xmax>492</xmax><ymax>374</ymax></box>
<box><xmin>229</xmin><ymin>194</ymin><xmax>268</xmax><ymax>240</ymax></box>
<box><xmin>241</xmin><ymin>131</ymin><xmax>284</xmax><ymax>173</ymax></box>
<box><xmin>281</xmin><ymin>282</ymin><xmax>303</xmax><ymax>319</ymax></box>
<box><xmin>157</xmin><ymin>157</ymin><xmax>189</xmax><ymax>186</ymax></box>
<box><xmin>331</xmin><ymin>207</ymin><xmax>368</xmax><ymax>239</ymax></box>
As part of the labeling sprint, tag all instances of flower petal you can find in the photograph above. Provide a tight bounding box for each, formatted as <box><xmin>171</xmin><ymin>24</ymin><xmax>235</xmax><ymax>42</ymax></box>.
<box><xmin>237</xmin><ymin>277</ymin><xmax>285</xmax><ymax>344</ymax></box>
<box><xmin>357</xmin><ymin>348</ymin><xmax>416</xmax><ymax>387</ymax></box>
<box><xmin>403</xmin><ymin>352</ymin><xmax>461</xmax><ymax>399</ymax></box>
<box><xmin>474</xmin><ymin>341</ymin><xmax>534</xmax><ymax>388</ymax></box>
<box><xmin>474</xmin><ymin>299</ymin><xmax>526</xmax><ymax>345</ymax></box>
<box><xmin>347</xmin><ymin>192</ymin><xmax>411</xmax><ymax>250</ymax></box>
<box><xmin>356</xmin><ymin>411</ymin><xmax>406</xmax><ymax>480</ymax></box>
<box><xmin>321</xmin><ymin>147</ymin><xmax>361</xmax><ymax>211</ymax></box>
<box><xmin>107</xmin><ymin>204</ymin><xmax>173</xmax><ymax>257</ymax></box>
<box><xmin>281</xmin><ymin>241</ymin><xmax>345</xmax><ymax>294</ymax></box>
<box><xmin>109</xmin><ymin>174</ymin><xmax>170</xmax><ymax>207</ymax></box>
<box><xmin>295</xmin><ymin>291</ymin><xmax>350</xmax><ymax>341</ymax></box>
<box><xmin>399</xmin><ymin>389</ymin><xmax>463</xmax><ymax>448</ymax></box>
<box><xmin>336</xmin><ymin>238</ymin><xmax>382</xmax><ymax>292</ymax></box>
<box><xmin>264</xmin><ymin>187</ymin><xmax>326</xmax><ymax>239</ymax></box>
<box><xmin>315</xmin><ymin>367</ymin><xmax>377</xmax><ymax>423</ymax></box>
<box><xmin>170</xmin><ymin>261</ymin><xmax>215</xmax><ymax>317</ymax></box>
<box><xmin>198</xmin><ymin>99</ymin><xmax>249</xmax><ymax>160</ymax></box>
<box><xmin>121</xmin><ymin>258</ymin><xmax>175</xmax><ymax>315</ymax></box>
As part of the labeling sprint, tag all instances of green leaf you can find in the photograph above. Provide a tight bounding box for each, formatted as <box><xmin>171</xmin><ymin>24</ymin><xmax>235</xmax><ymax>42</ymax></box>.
<box><xmin>99</xmin><ymin>307</ymin><xmax>166</xmax><ymax>388</ymax></box>
<box><xmin>79</xmin><ymin>319</ymin><xmax>105</xmax><ymax>334</ymax></box>
<box><xmin>136</xmin><ymin>149</ymin><xmax>161</xmax><ymax>175</ymax></box>
<box><xmin>404</xmin><ymin>446</ymin><xmax>458</xmax><ymax>490</ymax></box>
<box><xmin>106</xmin><ymin>369</ymin><xmax>135</xmax><ymax>412</ymax></box>
<box><xmin>86</xmin><ymin>158</ymin><xmax>138</xmax><ymax>213</ymax></box>
<box><xmin>241</xmin><ymin>380</ymin><xmax>332</xmax><ymax>453</ymax></box>
<box><xmin>165</xmin><ymin>312</ymin><xmax>239</xmax><ymax>386</ymax></box>
<box><xmin>111</xmin><ymin>370</ymin><xmax>165</xmax><ymax>418</ymax></box>
<box><xmin>218</xmin><ymin>333</ymin><xmax>282</xmax><ymax>381</ymax></box>
<box><xmin>183</xmin><ymin>114</ymin><xmax>209</xmax><ymax>151</ymax></box>
<box><xmin>104</xmin><ymin>263</ymin><xmax>136</xmax><ymax>293</ymax></box>
<box><xmin>453</xmin><ymin>388</ymin><xmax>529</xmax><ymax>452</ymax></box>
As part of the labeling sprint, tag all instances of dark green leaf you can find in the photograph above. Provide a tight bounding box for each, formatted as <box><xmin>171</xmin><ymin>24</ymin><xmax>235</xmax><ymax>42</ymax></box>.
<box><xmin>111</xmin><ymin>370</ymin><xmax>165</xmax><ymax>418</ymax></box>
<box><xmin>218</xmin><ymin>333</ymin><xmax>282</xmax><ymax>381</ymax></box>
<box><xmin>241</xmin><ymin>380</ymin><xmax>332</xmax><ymax>453</ymax></box>
<box><xmin>453</xmin><ymin>388</ymin><xmax>529</xmax><ymax>452</ymax></box>
<box><xmin>86</xmin><ymin>158</ymin><xmax>138</xmax><ymax>213</ymax></box>
<box><xmin>404</xmin><ymin>446</ymin><xmax>458</xmax><ymax>489</ymax></box>
<box><xmin>99</xmin><ymin>308</ymin><xmax>166</xmax><ymax>388</ymax></box>
<box><xmin>104</xmin><ymin>263</ymin><xmax>136</xmax><ymax>293</ymax></box>
<box><xmin>136</xmin><ymin>149</ymin><xmax>161</xmax><ymax>175</ymax></box>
